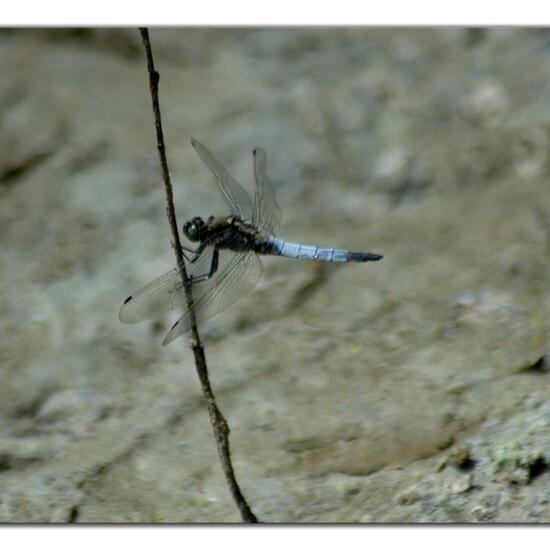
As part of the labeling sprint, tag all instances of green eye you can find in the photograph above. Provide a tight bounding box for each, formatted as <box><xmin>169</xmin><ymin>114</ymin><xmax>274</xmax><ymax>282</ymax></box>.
<box><xmin>184</xmin><ymin>218</ymin><xmax>203</xmax><ymax>241</ymax></box>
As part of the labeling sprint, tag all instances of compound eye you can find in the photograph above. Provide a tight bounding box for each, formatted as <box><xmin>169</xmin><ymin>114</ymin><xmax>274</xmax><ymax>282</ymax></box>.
<box><xmin>183</xmin><ymin>221</ymin><xmax>194</xmax><ymax>239</ymax></box>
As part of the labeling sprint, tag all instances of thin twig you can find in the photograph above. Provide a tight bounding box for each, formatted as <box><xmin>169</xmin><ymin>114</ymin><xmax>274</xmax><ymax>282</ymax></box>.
<box><xmin>138</xmin><ymin>28</ymin><xmax>258</xmax><ymax>524</ymax></box>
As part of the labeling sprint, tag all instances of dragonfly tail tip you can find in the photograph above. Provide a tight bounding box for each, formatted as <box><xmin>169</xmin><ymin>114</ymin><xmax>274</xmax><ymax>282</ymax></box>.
<box><xmin>349</xmin><ymin>252</ymin><xmax>384</xmax><ymax>262</ymax></box>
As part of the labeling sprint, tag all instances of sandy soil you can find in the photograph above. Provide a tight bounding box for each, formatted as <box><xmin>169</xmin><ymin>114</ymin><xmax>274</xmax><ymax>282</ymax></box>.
<box><xmin>0</xmin><ymin>28</ymin><xmax>549</xmax><ymax>522</ymax></box>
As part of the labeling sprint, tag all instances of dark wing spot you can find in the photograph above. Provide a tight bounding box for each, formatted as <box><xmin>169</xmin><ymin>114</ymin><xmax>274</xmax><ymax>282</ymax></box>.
<box><xmin>123</xmin><ymin>296</ymin><xmax>132</xmax><ymax>304</ymax></box>
<box><xmin>170</xmin><ymin>320</ymin><xmax>179</xmax><ymax>330</ymax></box>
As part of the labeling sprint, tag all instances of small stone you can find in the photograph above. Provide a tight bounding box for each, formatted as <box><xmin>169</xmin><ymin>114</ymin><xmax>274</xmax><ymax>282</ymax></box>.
<box><xmin>490</xmin><ymin>441</ymin><xmax>548</xmax><ymax>485</ymax></box>
<box><xmin>452</xmin><ymin>473</ymin><xmax>475</xmax><ymax>494</ymax></box>
<box><xmin>397</xmin><ymin>488</ymin><xmax>421</xmax><ymax>505</ymax></box>
<box><xmin>471</xmin><ymin>505</ymin><xmax>494</xmax><ymax>521</ymax></box>
<box><xmin>465</xmin><ymin>80</ymin><xmax>508</xmax><ymax>122</ymax></box>
<box><xmin>448</xmin><ymin>445</ymin><xmax>475</xmax><ymax>471</ymax></box>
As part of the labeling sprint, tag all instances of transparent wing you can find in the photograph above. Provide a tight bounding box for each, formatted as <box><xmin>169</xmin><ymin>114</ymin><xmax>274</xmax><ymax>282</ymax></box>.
<box><xmin>252</xmin><ymin>148</ymin><xmax>282</xmax><ymax>233</ymax></box>
<box><xmin>162</xmin><ymin>251</ymin><xmax>263</xmax><ymax>346</ymax></box>
<box><xmin>119</xmin><ymin>246</ymin><xmax>222</xmax><ymax>324</ymax></box>
<box><xmin>191</xmin><ymin>139</ymin><xmax>254</xmax><ymax>220</ymax></box>
<box><xmin>119</xmin><ymin>266</ymin><xmax>183</xmax><ymax>324</ymax></box>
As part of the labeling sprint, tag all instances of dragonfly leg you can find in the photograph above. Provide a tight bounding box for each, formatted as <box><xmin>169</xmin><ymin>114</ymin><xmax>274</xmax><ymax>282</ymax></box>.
<box><xmin>189</xmin><ymin>248</ymin><xmax>219</xmax><ymax>284</ymax></box>
<box><xmin>187</xmin><ymin>242</ymin><xmax>213</xmax><ymax>264</ymax></box>
<box><xmin>180</xmin><ymin>245</ymin><xmax>203</xmax><ymax>263</ymax></box>
<box><xmin>182</xmin><ymin>245</ymin><xmax>195</xmax><ymax>254</ymax></box>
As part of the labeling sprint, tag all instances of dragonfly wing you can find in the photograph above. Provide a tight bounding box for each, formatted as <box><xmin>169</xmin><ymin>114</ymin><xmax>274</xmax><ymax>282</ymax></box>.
<box><xmin>119</xmin><ymin>247</ymin><xmax>217</xmax><ymax>324</ymax></box>
<box><xmin>162</xmin><ymin>251</ymin><xmax>263</xmax><ymax>346</ymax></box>
<box><xmin>119</xmin><ymin>266</ymin><xmax>184</xmax><ymax>324</ymax></box>
<box><xmin>184</xmin><ymin>246</ymin><xmax>242</xmax><ymax>307</ymax></box>
<box><xmin>191</xmin><ymin>139</ymin><xmax>254</xmax><ymax>220</ymax></box>
<box><xmin>252</xmin><ymin>147</ymin><xmax>282</xmax><ymax>233</ymax></box>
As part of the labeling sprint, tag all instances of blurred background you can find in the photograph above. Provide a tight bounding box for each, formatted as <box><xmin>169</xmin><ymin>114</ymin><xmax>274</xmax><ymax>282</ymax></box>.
<box><xmin>0</xmin><ymin>28</ymin><xmax>549</xmax><ymax>522</ymax></box>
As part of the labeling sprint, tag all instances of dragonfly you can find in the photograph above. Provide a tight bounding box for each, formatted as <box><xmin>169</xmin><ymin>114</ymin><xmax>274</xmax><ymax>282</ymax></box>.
<box><xmin>119</xmin><ymin>139</ymin><xmax>383</xmax><ymax>345</ymax></box>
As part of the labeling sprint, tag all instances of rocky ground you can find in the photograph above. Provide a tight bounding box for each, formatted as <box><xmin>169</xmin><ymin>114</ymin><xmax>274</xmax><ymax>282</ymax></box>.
<box><xmin>0</xmin><ymin>28</ymin><xmax>549</xmax><ymax>523</ymax></box>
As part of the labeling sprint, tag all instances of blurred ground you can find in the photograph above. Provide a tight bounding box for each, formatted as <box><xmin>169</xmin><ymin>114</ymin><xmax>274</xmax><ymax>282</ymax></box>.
<box><xmin>0</xmin><ymin>28</ymin><xmax>549</xmax><ymax>523</ymax></box>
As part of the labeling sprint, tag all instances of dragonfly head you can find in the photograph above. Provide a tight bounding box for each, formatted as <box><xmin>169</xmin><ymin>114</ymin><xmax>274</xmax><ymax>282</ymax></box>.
<box><xmin>183</xmin><ymin>216</ymin><xmax>206</xmax><ymax>242</ymax></box>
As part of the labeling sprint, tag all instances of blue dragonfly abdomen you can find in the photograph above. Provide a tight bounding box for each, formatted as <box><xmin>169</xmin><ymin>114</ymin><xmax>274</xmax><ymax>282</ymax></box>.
<box><xmin>267</xmin><ymin>236</ymin><xmax>383</xmax><ymax>263</ymax></box>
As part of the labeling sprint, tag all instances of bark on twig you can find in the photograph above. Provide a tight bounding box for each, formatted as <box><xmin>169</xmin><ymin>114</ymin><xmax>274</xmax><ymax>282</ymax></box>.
<box><xmin>138</xmin><ymin>28</ymin><xmax>258</xmax><ymax>524</ymax></box>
